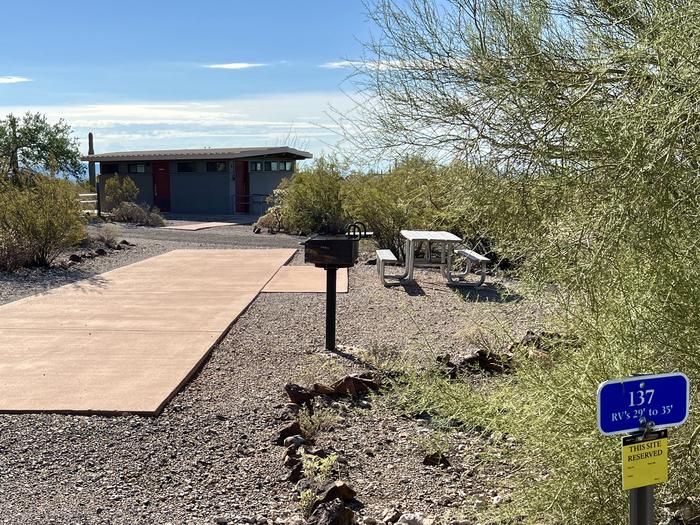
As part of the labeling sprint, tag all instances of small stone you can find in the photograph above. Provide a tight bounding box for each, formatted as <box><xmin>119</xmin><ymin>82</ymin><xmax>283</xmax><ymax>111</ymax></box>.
<box><xmin>68</xmin><ymin>254</ymin><xmax>82</xmax><ymax>262</ymax></box>
<box><xmin>275</xmin><ymin>421</ymin><xmax>302</xmax><ymax>446</ymax></box>
<box><xmin>307</xmin><ymin>499</ymin><xmax>353</xmax><ymax>525</ymax></box>
<box><xmin>314</xmin><ymin>481</ymin><xmax>356</xmax><ymax>508</ymax></box>
<box><xmin>382</xmin><ymin>509</ymin><xmax>402</xmax><ymax>524</ymax></box>
<box><xmin>284</xmin><ymin>383</ymin><xmax>317</xmax><ymax>405</ymax></box>
<box><xmin>283</xmin><ymin>435</ymin><xmax>306</xmax><ymax>448</ymax></box>
<box><xmin>95</xmin><ymin>248</ymin><xmax>107</xmax><ymax>256</ymax></box>
<box><xmin>363</xmin><ymin>518</ymin><xmax>378</xmax><ymax>525</ymax></box>
<box><xmin>423</xmin><ymin>452</ymin><xmax>451</xmax><ymax>468</ymax></box>
<box><xmin>397</xmin><ymin>514</ymin><xmax>423</xmax><ymax>525</ymax></box>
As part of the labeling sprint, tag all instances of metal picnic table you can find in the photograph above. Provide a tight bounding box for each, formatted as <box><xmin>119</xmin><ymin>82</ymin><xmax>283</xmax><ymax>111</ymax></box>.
<box><xmin>398</xmin><ymin>230</ymin><xmax>464</xmax><ymax>283</ymax></box>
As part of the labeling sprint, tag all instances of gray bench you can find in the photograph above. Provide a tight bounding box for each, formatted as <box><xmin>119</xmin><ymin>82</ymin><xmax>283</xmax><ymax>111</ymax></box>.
<box><xmin>454</xmin><ymin>248</ymin><xmax>490</xmax><ymax>286</ymax></box>
<box><xmin>376</xmin><ymin>249</ymin><xmax>399</xmax><ymax>286</ymax></box>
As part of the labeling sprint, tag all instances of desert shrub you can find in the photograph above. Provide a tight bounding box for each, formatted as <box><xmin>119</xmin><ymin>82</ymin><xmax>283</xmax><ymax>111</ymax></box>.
<box><xmin>0</xmin><ymin>176</ymin><xmax>85</xmax><ymax>268</ymax></box>
<box><xmin>94</xmin><ymin>223</ymin><xmax>120</xmax><ymax>248</ymax></box>
<box><xmin>277</xmin><ymin>157</ymin><xmax>347</xmax><ymax>234</ymax></box>
<box><xmin>111</xmin><ymin>202</ymin><xmax>164</xmax><ymax>227</ymax></box>
<box><xmin>298</xmin><ymin>407</ymin><xmax>338</xmax><ymax>440</ymax></box>
<box><xmin>0</xmin><ymin>228</ymin><xmax>31</xmax><ymax>272</ymax></box>
<box><xmin>104</xmin><ymin>175</ymin><xmax>139</xmax><ymax>208</ymax></box>
<box><xmin>253</xmin><ymin>205</ymin><xmax>282</xmax><ymax>233</ymax></box>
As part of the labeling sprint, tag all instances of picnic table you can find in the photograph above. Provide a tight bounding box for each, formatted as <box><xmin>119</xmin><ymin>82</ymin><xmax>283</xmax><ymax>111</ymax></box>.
<box><xmin>399</xmin><ymin>230</ymin><xmax>462</xmax><ymax>282</ymax></box>
<box><xmin>376</xmin><ymin>230</ymin><xmax>490</xmax><ymax>286</ymax></box>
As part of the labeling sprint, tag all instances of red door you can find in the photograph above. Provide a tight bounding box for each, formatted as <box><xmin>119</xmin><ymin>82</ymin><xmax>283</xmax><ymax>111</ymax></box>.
<box><xmin>153</xmin><ymin>161</ymin><xmax>171</xmax><ymax>212</ymax></box>
<box><xmin>235</xmin><ymin>160</ymin><xmax>249</xmax><ymax>213</ymax></box>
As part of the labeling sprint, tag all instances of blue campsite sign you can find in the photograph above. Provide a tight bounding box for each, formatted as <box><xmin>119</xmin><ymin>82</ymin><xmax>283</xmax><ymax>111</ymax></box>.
<box><xmin>597</xmin><ymin>372</ymin><xmax>690</xmax><ymax>436</ymax></box>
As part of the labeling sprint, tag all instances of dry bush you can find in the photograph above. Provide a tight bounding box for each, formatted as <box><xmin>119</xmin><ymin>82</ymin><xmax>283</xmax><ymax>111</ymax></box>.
<box><xmin>111</xmin><ymin>202</ymin><xmax>164</xmax><ymax>227</ymax></box>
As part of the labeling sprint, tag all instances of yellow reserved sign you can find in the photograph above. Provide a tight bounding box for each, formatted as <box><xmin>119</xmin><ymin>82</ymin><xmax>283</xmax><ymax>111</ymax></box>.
<box><xmin>622</xmin><ymin>430</ymin><xmax>668</xmax><ymax>490</ymax></box>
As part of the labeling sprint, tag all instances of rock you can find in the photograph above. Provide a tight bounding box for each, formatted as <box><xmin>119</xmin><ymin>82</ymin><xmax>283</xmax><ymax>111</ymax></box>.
<box><xmin>313</xmin><ymin>383</ymin><xmax>337</xmax><ymax>396</ymax></box>
<box><xmin>283</xmin><ymin>435</ymin><xmax>307</xmax><ymax>448</ymax></box>
<box><xmin>119</xmin><ymin>239</ymin><xmax>133</xmax><ymax>246</ymax></box>
<box><xmin>215</xmin><ymin>519</ymin><xmax>228</xmax><ymax>525</ymax></box>
<box><xmin>307</xmin><ymin>498</ymin><xmax>354</xmax><ymax>525</ymax></box>
<box><xmin>330</xmin><ymin>374</ymin><xmax>380</xmax><ymax>397</ymax></box>
<box><xmin>437</xmin><ymin>349</ymin><xmax>511</xmax><ymax>376</ymax></box>
<box><xmin>382</xmin><ymin>509</ymin><xmax>402</xmax><ymax>523</ymax></box>
<box><xmin>253</xmin><ymin>225</ymin><xmax>262</xmax><ymax>234</ymax></box>
<box><xmin>275</xmin><ymin>421</ymin><xmax>302</xmax><ymax>446</ymax></box>
<box><xmin>305</xmin><ymin>447</ymin><xmax>330</xmax><ymax>458</ymax></box>
<box><xmin>95</xmin><ymin>248</ymin><xmax>107</xmax><ymax>256</ymax></box>
<box><xmin>363</xmin><ymin>519</ymin><xmax>378</xmax><ymax>525</ymax></box>
<box><xmin>283</xmin><ymin>462</ymin><xmax>304</xmax><ymax>483</ymax></box>
<box><xmin>423</xmin><ymin>452</ymin><xmax>451</xmax><ymax>468</ymax></box>
<box><xmin>283</xmin><ymin>452</ymin><xmax>301</xmax><ymax>468</ymax></box>
<box><xmin>68</xmin><ymin>254</ymin><xmax>82</xmax><ymax>263</ymax></box>
<box><xmin>84</xmin><ymin>252</ymin><xmax>96</xmax><ymax>259</ymax></box>
<box><xmin>115</xmin><ymin>244</ymin><xmax>123</xmax><ymax>250</ymax></box>
<box><xmin>397</xmin><ymin>514</ymin><xmax>423</xmax><ymax>525</ymax></box>
<box><xmin>285</xmin><ymin>383</ymin><xmax>317</xmax><ymax>405</ymax></box>
<box><xmin>314</xmin><ymin>481</ymin><xmax>357</xmax><ymax>508</ymax></box>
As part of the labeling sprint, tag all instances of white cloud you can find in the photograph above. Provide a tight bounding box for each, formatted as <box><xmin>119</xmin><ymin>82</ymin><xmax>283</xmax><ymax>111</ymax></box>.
<box><xmin>205</xmin><ymin>62</ymin><xmax>267</xmax><ymax>70</ymax></box>
<box><xmin>320</xmin><ymin>61</ymin><xmax>361</xmax><ymax>69</ymax></box>
<box><xmin>0</xmin><ymin>76</ymin><xmax>32</xmax><ymax>84</ymax></box>
<box><xmin>0</xmin><ymin>92</ymin><xmax>354</xmax><ymax>155</ymax></box>
<box><xmin>320</xmin><ymin>60</ymin><xmax>406</xmax><ymax>70</ymax></box>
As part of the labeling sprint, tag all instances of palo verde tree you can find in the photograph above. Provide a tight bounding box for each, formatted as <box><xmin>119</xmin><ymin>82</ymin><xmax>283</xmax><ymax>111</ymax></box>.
<box><xmin>338</xmin><ymin>1</ymin><xmax>700</xmax><ymax>523</ymax></box>
<box><xmin>0</xmin><ymin>112</ymin><xmax>83</xmax><ymax>186</ymax></box>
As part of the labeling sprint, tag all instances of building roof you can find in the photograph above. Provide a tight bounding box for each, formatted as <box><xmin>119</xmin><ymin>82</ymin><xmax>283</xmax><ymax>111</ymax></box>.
<box><xmin>82</xmin><ymin>146</ymin><xmax>313</xmax><ymax>162</ymax></box>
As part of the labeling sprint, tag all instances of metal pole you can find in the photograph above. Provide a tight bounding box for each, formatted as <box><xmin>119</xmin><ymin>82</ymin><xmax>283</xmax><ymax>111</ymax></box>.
<box><xmin>629</xmin><ymin>486</ymin><xmax>654</xmax><ymax>525</ymax></box>
<box><xmin>96</xmin><ymin>182</ymin><xmax>102</xmax><ymax>218</ymax></box>
<box><xmin>325</xmin><ymin>267</ymin><xmax>337</xmax><ymax>351</ymax></box>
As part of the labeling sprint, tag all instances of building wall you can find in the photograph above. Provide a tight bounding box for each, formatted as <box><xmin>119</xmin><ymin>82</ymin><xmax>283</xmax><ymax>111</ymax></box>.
<box><xmin>169</xmin><ymin>160</ymin><xmax>233</xmax><ymax>214</ymax></box>
<box><xmin>97</xmin><ymin>157</ymin><xmax>297</xmax><ymax>215</ymax></box>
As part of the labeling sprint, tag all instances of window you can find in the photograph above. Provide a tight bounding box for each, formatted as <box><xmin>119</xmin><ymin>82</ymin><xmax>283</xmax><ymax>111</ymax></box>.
<box><xmin>177</xmin><ymin>162</ymin><xmax>195</xmax><ymax>173</ymax></box>
<box><xmin>270</xmin><ymin>161</ymin><xmax>279</xmax><ymax>171</ymax></box>
<box><xmin>101</xmin><ymin>163</ymin><xmax>119</xmax><ymax>175</ymax></box>
<box><xmin>249</xmin><ymin>161</ymin><xmax>263</xmax><ymax>171</ymax></box>
<box><xmin>284</xmin><ymin>161</ymin><xmax>294</xmax><ymax>171</ymax></box>
<box><xmin>206</xmin><ymin>161</ymin><xmax>226</xmax><ymax>172</ymax></box>
<box><xmin>127</xmin><ymin>163</ymin><xmax>146</xmax><ymax>174</ymax></box>
<box><xmin>264</xmin><ymin>161</ymin><xmax>271</xmax><ymax>171</ymax></box>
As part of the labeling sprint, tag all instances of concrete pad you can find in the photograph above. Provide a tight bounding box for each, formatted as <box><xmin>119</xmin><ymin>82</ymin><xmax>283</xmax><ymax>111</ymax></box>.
<box><xmin>0</xmin><ymin>248</ymin><xmax>296</xmax><ymax>415</ymax></box>
<box><xmin>262</xmin><ymin>266</ymin><xmax>348</xmax><ymax>293</ymax></box>
<box><xmin>162</xmin><ymin>222</ymin><xmax>237</xmax><ymax>231</ymax></box>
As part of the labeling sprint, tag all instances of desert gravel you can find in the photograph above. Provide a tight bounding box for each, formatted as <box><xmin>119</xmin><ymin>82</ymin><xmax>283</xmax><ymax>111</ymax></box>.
<box><xmin>0</xmin><ymin>223</ymin><xmax>534</xmax><ymax>524</ymax></box>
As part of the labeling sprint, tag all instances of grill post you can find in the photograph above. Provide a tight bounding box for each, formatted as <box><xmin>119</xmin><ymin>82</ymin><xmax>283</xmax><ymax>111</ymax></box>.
<box><xmin>325</xmin><ymin>267</ymin><xmax>337</xmax><ymax>351</ymax></box>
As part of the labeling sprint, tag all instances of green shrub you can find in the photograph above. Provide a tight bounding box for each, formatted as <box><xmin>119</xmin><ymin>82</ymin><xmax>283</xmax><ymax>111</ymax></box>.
<box><xmin>104</xmin><ymin>175</ymin><xmax>139</xmax><ymax>208</ymax></box>
<box><xmin>111</xmin><ymin>202</ymin><xmax>164</xmax><ymax>227</ymax></box>
<box><xmin>278</xmin><ymin>157</ymin><xmax>347</xmax><ymax>234</ymax></box>
<box><xmin>0</xmin><ymin>176</ymin><xmax>85</xmax><ymax>268</ymax></box>
<box><xmin>0</xmin><ymin>227</ymin><xmax>31</xmax><ymax>272</ymax></box>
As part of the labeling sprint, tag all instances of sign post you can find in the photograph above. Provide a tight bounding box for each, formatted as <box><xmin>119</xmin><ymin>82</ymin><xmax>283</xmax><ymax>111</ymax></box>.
<box><xmin>597</xmin><ymin>372</ymin><xmax>690</xmax><ymax>525</ymax></box>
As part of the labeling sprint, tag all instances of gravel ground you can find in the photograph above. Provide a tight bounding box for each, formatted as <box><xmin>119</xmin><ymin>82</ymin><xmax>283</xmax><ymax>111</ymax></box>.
<box><xmin>0</xmin><ymin>224</ymin><xmax>534</xmax><ymax>524</ymax></box>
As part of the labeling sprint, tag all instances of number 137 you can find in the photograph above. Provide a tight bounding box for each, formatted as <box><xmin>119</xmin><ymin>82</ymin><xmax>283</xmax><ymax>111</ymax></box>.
<box><xmin>629</xmin><ymin>389</ymin><xmax>654</xmax><ymax>407</ymax></box>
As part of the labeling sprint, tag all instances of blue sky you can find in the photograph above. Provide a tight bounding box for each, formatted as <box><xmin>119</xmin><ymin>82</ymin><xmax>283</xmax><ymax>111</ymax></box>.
<box><xmin>0</xmin><ymin>1</ymin><xmax>373</xmax><ymax>156</ymax></box>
